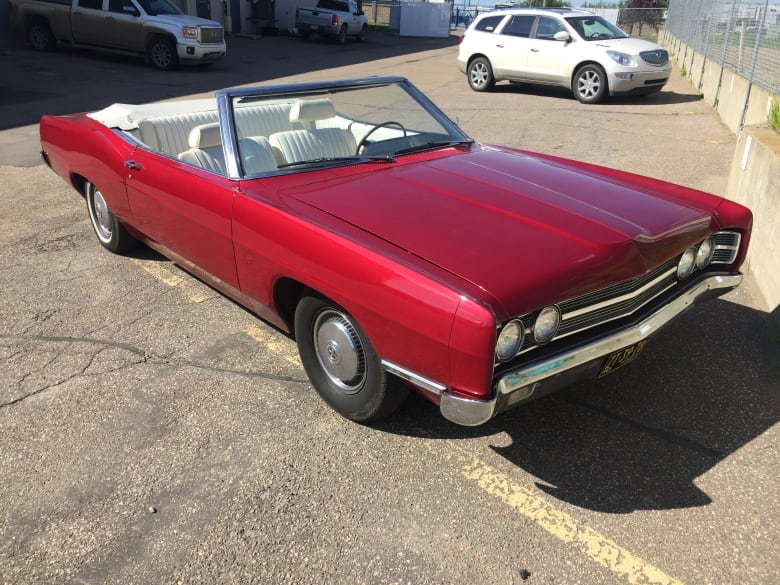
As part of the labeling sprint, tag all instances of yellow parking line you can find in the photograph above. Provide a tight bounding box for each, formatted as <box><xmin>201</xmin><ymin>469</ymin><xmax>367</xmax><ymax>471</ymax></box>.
<box><xmin>245</xmin><ymin>325</ymin><xmax>301</xmax><ymax>367</ymax></box>
<box><xmin>130</xmin><ymin>258</ymin><xmax>212</xmax><ymax>303</ymax></box>
<box><xmin>459</xmin><ymin>452</ymin><xmax>684</xmax><ymax>585</ymax></box>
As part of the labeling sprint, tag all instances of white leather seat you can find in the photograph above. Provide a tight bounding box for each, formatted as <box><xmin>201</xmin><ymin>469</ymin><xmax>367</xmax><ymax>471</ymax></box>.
<box><xmin>238</xmin><ymin>136</ymin><xmax>278</xmax><ymax>175</ymax></box>
<box><xmin>269</xmin><ymin>99</ymin><xmax>357</xmax><ymax>164</ymax></box>
<box><xmin>178</xmin><ymin>123</ymin><xmax>225</xmax><ymax>173</ymax></box>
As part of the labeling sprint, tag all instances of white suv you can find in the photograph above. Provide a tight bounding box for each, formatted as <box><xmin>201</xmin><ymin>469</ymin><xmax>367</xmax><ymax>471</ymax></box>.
<box><xmin>457</xmin><ymin>8</ymin><xmax>671</xmax><ymax>103</ymax></box>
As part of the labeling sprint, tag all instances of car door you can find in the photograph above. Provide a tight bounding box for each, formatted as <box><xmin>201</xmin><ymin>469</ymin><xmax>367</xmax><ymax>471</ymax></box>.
<box><xmin>347</xmin><ymin>0</ymin><xmax>361</xmax><ymax>34</ymax></box>
<box><xmin>102</xmin><ymin>0</ymin><xmax>146</xmax><ymax>52</ymax></box>
<box><xmin>70</xmin><ymin>0</ymin><xmax>107</xmax><ymax>46</ymax></box>
<box><xmin>525</xmin><ymin>16</ymin><xmax>575</xmax><ymax>85</ymax></box>
<box><xmin>124</xmin><ymin>149</ymin><xmax>241</xmax><ymax>290</ymax></box>
<box><xmin>489</xmin><ymin>14</ymin><xmax>535</xmax><ymax>80</ymax></box>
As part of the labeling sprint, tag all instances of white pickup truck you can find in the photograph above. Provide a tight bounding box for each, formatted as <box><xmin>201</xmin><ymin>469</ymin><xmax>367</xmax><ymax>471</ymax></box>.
<box><xmin>9</xmin><ymin>0</ymin><xmax>226</xmax><ymax>70</ymax></box>
<box><xmin>295</xmin><ymin>0</ymin><xmax>367</xmax><ymax>44</ymax></box>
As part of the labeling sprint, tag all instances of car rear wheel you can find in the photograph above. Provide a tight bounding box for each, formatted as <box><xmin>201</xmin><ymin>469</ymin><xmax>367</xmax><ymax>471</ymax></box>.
<box><xmin>148</xmin><ymin>37</ymin><xmax>178</xmax><ymax>71</ymax></box>
<box><xmin>294</xmin><ymin>295</ymin><xmax>408</xmax><ymax>422</ymax></box>
<box><xmin>467</xmin><ymin>57</ymin><xmax>495</xmax><ymax>92</ymax></box>
<box><xmin>26</xmin><ymin>20</ymin><xmax>56</xmax><ymax>51</ymax></box>
<box><xmin>86</xmin><ymin>181</ymin><xmax>138</xmax><ymax>253</ymax></box>
<box><xmin>336</xmin><ymin>25</ymin><xmax>347</xmax><ymax>45</ymax></box>
<box><xmin>573</xmin><ymin>64</ymin><xmax>607</xmax><ymax>104</ymax></box>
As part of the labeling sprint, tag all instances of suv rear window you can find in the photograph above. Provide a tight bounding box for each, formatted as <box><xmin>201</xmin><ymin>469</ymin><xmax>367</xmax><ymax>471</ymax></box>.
<box><xmin>503</xmin><ymin>15</ymin><xmax>535</xmax><ymax>38</ymax></box>
<box><xmin>474</xmin><ymin>15</ymin><xmax>505</xmax><ymax>33</ymax></box>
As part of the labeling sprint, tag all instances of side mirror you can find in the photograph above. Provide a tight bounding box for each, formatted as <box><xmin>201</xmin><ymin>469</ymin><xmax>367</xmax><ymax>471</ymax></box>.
<box><xmin>554</xmin><ymin>30</ymin><xmax>571</xmax><ymax>42</ymax></box>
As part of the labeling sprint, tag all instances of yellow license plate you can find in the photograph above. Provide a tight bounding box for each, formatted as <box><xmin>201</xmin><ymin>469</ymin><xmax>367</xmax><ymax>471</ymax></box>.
<box><xmin>598</xmin><ymin>340</ymin><xmax>648</xmax><ymax>378</ymax></box>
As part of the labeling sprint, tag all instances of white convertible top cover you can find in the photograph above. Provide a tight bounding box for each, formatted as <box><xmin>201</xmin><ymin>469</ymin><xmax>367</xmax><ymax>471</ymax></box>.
<box><xmin>87</xmin><ymin>99</ymin><xmax>218</xmax><ymax>130</ymax></box>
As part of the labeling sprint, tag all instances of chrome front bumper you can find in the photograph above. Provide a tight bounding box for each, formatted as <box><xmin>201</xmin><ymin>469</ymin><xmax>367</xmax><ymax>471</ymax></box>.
<box><xmin>440</xmin><ymin>273</ymin><xmax>742</xmax><ymax>426</ymax></box>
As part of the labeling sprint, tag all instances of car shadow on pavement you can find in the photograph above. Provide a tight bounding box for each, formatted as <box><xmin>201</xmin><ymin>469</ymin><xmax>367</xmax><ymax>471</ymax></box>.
<box><xmin>377</xmin><ymin>297</ymin><xmax>780</xmax><ymax>513</ymax></box>
<box><xmin>489</xmin><ymin>82</ymin><xmax>704</xmax><ymax>106</ymax></box>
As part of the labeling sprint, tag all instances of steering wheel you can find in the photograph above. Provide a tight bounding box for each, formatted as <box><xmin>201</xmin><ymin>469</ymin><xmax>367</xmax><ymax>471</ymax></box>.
<box><xmin>356</xmin><ymin>121</ymin><xmax>407</xmax><ymax>154</ymax></box>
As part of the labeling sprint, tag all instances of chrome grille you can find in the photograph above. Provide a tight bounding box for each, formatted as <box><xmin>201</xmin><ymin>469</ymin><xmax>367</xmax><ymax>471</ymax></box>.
<box><xmin>640</xmin><ymin>50</ymin><xmax>669</xmax><ymax>67</ymax></box>
<box><xmin>198</xmin><ymin>27</ymin><xmax>224</xmax><ymax>44</ymax></box>
<box><xmin>508</xmin><ymin>230</ymin><xmax>742</xmax><ymax>357</ymax></box>
<box><xmin>711</xmin><ymin>231</ymin><xmax>741</xmax><ymax>264</ymax></box>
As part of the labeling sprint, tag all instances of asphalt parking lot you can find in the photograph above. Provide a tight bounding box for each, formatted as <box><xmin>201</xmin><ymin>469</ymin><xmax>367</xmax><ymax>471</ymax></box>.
<box><xmin>1</xmin><ymin>30</ymin><xmax>779</xmax><ymax>585</ymax></box>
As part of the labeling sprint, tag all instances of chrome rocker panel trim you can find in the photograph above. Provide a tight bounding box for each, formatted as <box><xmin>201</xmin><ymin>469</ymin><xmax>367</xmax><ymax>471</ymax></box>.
<box><xmin>440</xmin><ymin>273</ymin><xmax>742</xmax><ymax>427</ymax></box>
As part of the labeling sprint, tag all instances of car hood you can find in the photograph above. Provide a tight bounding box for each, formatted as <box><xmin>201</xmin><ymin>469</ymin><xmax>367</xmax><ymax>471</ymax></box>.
<box><xmin>146</xmin><ymin>14</ymin><xmax>223</xmax><ymax>28</ymax></box>
<box><xmin>284</xmin><ymin>148</ymin><xmax>713</xmax><ymax>317</ymax></box>
<box><xmin>590</xmin><ymin>36</ymin><xmax>667</xmax><ymax>55</ymax></box>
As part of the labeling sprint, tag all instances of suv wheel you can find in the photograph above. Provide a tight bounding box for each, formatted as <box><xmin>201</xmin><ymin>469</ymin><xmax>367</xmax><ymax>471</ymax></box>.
<box><xmin>467</xmin><ymin>57</ymin><xmax>495</xmax><ymax>92</ymax></box>
<box><xmin>573</xmin><ymin>64</ymin><xmax>607</xmax><ymax>104</ymax></box>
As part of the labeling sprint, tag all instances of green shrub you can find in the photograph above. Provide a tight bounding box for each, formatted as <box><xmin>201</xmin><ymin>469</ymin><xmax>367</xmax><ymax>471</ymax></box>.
<box><xmin>769</xmin><ymin>99</ymin><xmax>780</xmax><ymax>134</ymax></box>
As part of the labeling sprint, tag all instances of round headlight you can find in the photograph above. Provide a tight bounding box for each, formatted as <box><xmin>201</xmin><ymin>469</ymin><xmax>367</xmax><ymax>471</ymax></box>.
<box><xmin>695</xmin><ymin>238</ymin><xmax>714</xmax><ymax>269</ymax></box>
<box><xmin>533</xmin><ymin>305</ymin><xmax>561</xmax><ymax>344</ymax></box>
<box><xmin>496</xmin><ymin>320</ymin><xmax>524</xmax><ymax>361</ymax></box>
<box><xmin>677</xmin><ymin>247</ymin><xmax>696</xmax><ymax>279</ymax></box>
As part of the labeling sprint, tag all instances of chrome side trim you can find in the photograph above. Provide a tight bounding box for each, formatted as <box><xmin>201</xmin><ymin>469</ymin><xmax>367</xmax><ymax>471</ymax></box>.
<box><xmin>496</xmin><ymin>274</ymin><xmax>742</xmax><ymax>396</ymax></box>
<box><xmin>381</xmin><ymin>360</ymin><xmax>446</xmax><ymax>396</ymax></box>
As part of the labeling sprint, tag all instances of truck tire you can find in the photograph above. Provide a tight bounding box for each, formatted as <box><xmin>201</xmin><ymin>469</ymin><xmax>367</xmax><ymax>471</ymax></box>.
<box><xmin>26</xmin><ymin>19</ymin><xmax>57</xmax><ymax>51</ymax></box>
<box><xmin>357</xmin><ymin>24</ymin><xmax>367</xmax><ymax>42</ymax></box>
<box><xmin>147</xmin><ymin>37</ymin><xmax>178</xmax><ymax>71</ymax></box>
<box><xmin>336</xmin><ymin>25</ymin><xmax>347</xmax><ymax>45</ymax></box>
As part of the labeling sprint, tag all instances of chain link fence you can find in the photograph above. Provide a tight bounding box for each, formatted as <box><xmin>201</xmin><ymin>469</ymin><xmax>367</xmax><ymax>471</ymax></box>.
<box><xmin>664</xmin><ymin>0</ymin><xmax>780</xmax><ymax>94</ymax></box>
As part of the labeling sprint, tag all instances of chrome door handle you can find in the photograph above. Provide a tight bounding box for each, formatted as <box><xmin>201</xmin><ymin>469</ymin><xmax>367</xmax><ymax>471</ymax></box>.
<box><xmin>124</xmin><ymin>160</ymin><xmax>142</xmax><ymax>171</ymax></box>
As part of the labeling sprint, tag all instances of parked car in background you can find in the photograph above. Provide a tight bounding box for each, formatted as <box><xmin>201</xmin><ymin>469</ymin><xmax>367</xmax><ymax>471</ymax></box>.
<box><xmin>39</xmin><ymin>76</ymin><xmax>751</xmax><ymax>426</ymax></box>
<box><xmin>457</xmin><ymin>8</ymin><xmax>672</xmax><ymax>103</ymax></box>
<box><xmin>9</xmin><ymin>0</ymin><xmax>226</xmax><ymax>70</ymax></box>
<box><xmin>295</xmin><ymin>0</ymin><xmax>367</xmax><ymax>44</ymax></box>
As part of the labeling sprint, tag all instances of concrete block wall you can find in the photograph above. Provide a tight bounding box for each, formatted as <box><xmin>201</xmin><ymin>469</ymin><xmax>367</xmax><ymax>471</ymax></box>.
<box><xmin>662</xmin><ymin>32</ymin><xmax>780</xmax><ymax>324</ymax></box>
<box><xmin>726</xmin><ymin>128</ymin><xmax>780</xmax><ymax>323</ymax></box>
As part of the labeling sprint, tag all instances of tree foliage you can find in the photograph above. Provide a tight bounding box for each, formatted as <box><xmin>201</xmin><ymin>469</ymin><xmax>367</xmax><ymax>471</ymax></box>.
<box><xmin>618</xmin><ymin>0</ymin><xmax>668</xmax><ymax>35</ymax></box>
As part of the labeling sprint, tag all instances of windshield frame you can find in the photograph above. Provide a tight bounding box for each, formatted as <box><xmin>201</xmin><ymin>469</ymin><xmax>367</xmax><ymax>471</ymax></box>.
<box><xmin>216</xmin><ymin>77</ymin><xmax>472</xmax><ymax>179</ymax></box>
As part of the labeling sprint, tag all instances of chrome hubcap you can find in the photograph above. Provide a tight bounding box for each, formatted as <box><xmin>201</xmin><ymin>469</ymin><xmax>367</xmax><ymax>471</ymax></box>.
<box><xmin>91</xmin><ymin>188</ymin><xmax>112</xmax><ymax>241</ymax></box>
<box><xmin>578</xmin><ymin>71</ymin><xmax>601</xmax><ymax>98</ymax></box>
<box><xmin>471</xmin><ymin>64</ymin><xmax>487</xmax><ymax>87</ymax></box>
<box><xmin>314</xmin><ymin>310</ymin><xmax>365</xmax><ymax>393</ymax></box>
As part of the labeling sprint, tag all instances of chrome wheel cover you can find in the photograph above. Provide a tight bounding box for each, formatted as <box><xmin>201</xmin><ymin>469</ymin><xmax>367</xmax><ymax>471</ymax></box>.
<box><xmin>577</xmin><ymin>70</ymin><xmax>602</xmax><ymax>100</ymax></box>
<box><xmin>90</xmin><ymin>188</ymin><xmax>113</xmax><ymax>242</ymax></box>
<box><xmin>470</xmin><ymin>62</ymin><xmax>488</xmax><ymax>88</ymax></box>
<box><xmin>313</xmin><ymin>309</ymin><xmax>366</xmax><ymax>394</ymax></box>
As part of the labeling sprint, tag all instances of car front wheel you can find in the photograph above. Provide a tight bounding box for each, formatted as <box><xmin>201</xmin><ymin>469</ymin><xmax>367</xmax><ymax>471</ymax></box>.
<box><xmin>467</xmin><ymin>57</ymin><xmax>495</xmax><ymax>92</ymax></box>
<box><xmin>573</xmin><ymin>64</ymin><xmax>607</xmax><ymax>104</ymax></box>
<box><xmin>86</xmin><ymin>181</ymin><xmax>138</xmax><ymax>253</ymax></box>
<box><xmin>148</xmin><ymin>37</ymin><xmax>178</xmax><ymax>71</ymax></box>
<box><xmin>294</xmin><ymin>295</ymin><xmax>408</xmax><ymax>422</ymax></box>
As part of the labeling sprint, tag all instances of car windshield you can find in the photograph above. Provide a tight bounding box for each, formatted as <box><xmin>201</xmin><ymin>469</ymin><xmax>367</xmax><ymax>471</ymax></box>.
<box><xmin>565</xmin><ymin>15</ymin><xmax>628</xmax><ymax>40</ymax></box>
<box><xmin>228</xmin><ymin>78</ymin><xmax>471</xmax><ymax>174</ymax></box>
<box><xmin>136</xmin><ymin>0</ymin><xmax>181</xmax><ymax>16</ymax></box>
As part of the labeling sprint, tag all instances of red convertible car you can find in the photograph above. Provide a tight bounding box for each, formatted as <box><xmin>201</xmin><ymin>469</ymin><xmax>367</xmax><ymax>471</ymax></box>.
<box><xmin>40</xmin><ymin>77</ymin><xmax>752</xmax><ymax>426</ymax></box>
